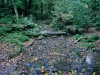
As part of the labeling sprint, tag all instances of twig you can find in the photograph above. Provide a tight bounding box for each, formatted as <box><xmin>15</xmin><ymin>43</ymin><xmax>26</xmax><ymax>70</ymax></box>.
<box><xmin>74</xmin><ymin>36</ymin><xmax>83</xmax><ymax>43</ymax></box>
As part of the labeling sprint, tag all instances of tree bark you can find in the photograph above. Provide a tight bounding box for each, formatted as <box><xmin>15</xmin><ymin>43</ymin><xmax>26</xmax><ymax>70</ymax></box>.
<box><xmin>12</xmin><ymin>0</ymin><xmax>19</xmax><ymax>20</ymax></box>
<box><xmin>28</xmin><ymin>0</ymin><xmax>33</xmax><ymax>10</ymax></box>
<box><xmin>4</xmin><ymin>0</ymin><xmax>7</xmax><ymax>5</ymax></box>
<box><xmin>24</xmin><ymin>0</ymin><xmax>27</xmax><ymax>11</ymax></box>
<box><xmin>39</xmin><ymin>0</ymin><xmax>43</xmax><ymax>14</ymax></box>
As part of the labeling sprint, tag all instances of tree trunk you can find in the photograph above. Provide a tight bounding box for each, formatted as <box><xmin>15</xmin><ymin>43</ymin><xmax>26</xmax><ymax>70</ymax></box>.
<box><xmin>39</xmin><ymin>0</ymin><xmax>43</xmax><ymax>14</ymax></box>
<box><xmin>38</xmin><ymin>0</ymin><xmax>43</xmax><ymax>19</ymax></box>
<box><xmin>12</xmin><ymin>0</ymin><xmax>19</xmax><ymax>20</ymax></box>
<box><xmin>4</xmin><ymin>0</ymin><xmax>7</xmax><ymax>5</ymax></box>
<box><xmin>24</xmin><ymin>0</ymin><xmax>27</xmax><ymax>11</ymax></box>
<box><xmin>28</xmin><ymin>0</ymin><xmax>33</xmax><ymax>10</ymax></box>
<box><xmin>41</xmin><ymin>1</ymin><xmax>43</xmax><ymax>14</ymax></box>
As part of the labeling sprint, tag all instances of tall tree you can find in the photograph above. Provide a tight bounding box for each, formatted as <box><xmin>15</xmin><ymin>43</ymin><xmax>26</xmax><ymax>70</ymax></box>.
<box><xmin>12</xmin><ymin>0</ymin><xmax>19</xmax><ymax>20</ymax></box>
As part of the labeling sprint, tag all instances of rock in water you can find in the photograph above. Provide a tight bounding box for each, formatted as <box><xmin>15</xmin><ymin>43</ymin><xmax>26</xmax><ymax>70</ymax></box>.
<box><xmin>86</xmin><ymin>51</ymin><xmax>100</xmax><ymax>66</ymax></box>
<box><xmin>86</xmin><ymin>50</ymin><xmax>100</xmax><ymax>72</ymax></box>
<box><xmin>86</xmin><ymin>53</ymin><xmax>95</xmax><ymax>65</ymax></box>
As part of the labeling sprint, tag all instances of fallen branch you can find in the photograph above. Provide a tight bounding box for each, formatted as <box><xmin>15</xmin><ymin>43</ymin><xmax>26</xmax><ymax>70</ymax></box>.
<box><xmin>74</xmin><ymin>36</ymin><xmax>83</xmax><ymax>43</ymax></box>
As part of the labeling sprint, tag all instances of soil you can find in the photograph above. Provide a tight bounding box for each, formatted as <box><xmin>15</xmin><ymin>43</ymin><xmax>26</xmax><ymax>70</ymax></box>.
<box><xmin>0</xmin><ymin>25</ymin><xmax>100</xmax><ymax>75</ymax></box>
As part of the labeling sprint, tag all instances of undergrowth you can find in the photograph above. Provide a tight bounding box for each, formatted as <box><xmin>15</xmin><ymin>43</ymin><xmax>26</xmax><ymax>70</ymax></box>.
<box><xmin>0</xmin><ymin>16</ymin><xmax>41</xmax><ymax>58</ymax></box>
<box><xmin>73</xmin><ymin>34</ymin><xmax>99</xmax><ymax>48</ymax></box>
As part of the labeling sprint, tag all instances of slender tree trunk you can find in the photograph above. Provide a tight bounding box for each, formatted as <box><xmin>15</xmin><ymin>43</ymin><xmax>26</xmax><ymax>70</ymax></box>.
<box><xmin>4</xmin><ymin>0</ymin><xmax>7</xmax><ymax>5</ymax></box>
<box><xmin>28</xmin><ymin>0</ymin><xmax>33</xmax><ymax>10</ymax></box>
<box><xmin>24</xmin><ymin>0</ymin><xmax>27</xmax><ymax>11</ymax></box>
<box><xmin>39</xmin><ymin>0</ymin><xmax>43</xmax><ymax>14</ymax></box>
<box><xmin>40</xmin><ymin>1</ymin><xmax>43</xmax><ymax>14</ymax></box>
<box><xmin>12</xmin><ymin>0</ymin><xmax>19</xmax><ymax>20</ymax></box>
<box><xmin>39</xmin><ymin>0</ymin><xmax>43</xmax><ymax>19</ymax></box>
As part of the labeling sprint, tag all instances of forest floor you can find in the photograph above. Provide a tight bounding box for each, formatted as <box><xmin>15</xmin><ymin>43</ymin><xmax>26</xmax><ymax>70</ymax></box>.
<box><xmin>0</xmin><ymin>23</ymin><xmax>100</xmax><ymax>75</ymax></box>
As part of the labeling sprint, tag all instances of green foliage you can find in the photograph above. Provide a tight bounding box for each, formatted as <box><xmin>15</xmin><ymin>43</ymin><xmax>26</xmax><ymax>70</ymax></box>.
<box><xmin>24</xmin><ymin>25</ymin><xmax>41</xmax><ymax>37</ymax></box>
<box><xmin>2</xmin><ymin>33</ymin><xmax>29</xmax><ymax>46</ymax></box>
<box><xmin>50</xmin><ymin>19</ymin><xmax>64</xmax><ymax>30</ymax></box>
<box><xmin>75</xmin><ymin>50</ymin><xmax>81</xmax><ymax>56</ymax></box>
<box><xmin>0</xmin><ymin>27</ymin><xmax>12</xmax><ymax>34</ymax></box>
<box><xmin>72</xmin><ymin>1</ymin><xmax>91</xmax><ymax>29</ymax></box>
<box><xmin>52</xmin><ymin>0</ymin><xmax>91</xmax><ymax>30</ymax></box>
<box><xmin>0</xmin><ymin>16</ymin><xmax>13</xmax><ymax>24</ymax></box>
<box><xmin>73</xmin><ymin>34</ymin><xmax>99</xmax><ymax>43</ymax></box>
<box><xmin>73</xmin><ymin>34</ymin><xmax>82</xmax><ymax>40</ymax></box>
<box><xmin>0</xmin><ymin>16</ymin><xmax>41</xmax><ymax>49</ymax></box>
<box><xmin>12</xmin><ymin>24</ymin><xmax>25</xmax><ymax>31</ymax></box>
<box><xmin>53</xmin><ymin>0</ymin><xmax>73</xmax><ymax>22</ymax></box>
<box><xmin>73</xmin><ymin>34</ymin><xmax>99</xmax><ymax>48</ymax></box>
<box><xmin>17</xmin><ymin>16</ymin><xmax>34</xmax><ymax>25</ymax></box>
<box><xmin>1</xmin><ymin>32</ymin><xmax>29</xmax><ymax>59</ymax></box>
<box><xmin>0</xmin><ymin>0</ymin><xmax>99</xmax><ymax>31</ymax></box>
<box><xmin>79</xmin><ymin>42</ymin><xmax>95</xmax><ymax>48</ymax></box>
<box><xmin>84</xmin><ymin>34</ymin><xmax>99</xmax><ymax>42</ymax></box>
<box><xmin>6</xmin><ymin>33</ymin><xmax>29</xmax><ymax>42</ymax></box>
<box><xmin>84</xmin><ymin>0</ymin><xmax>100</xmax><ymax>27</ymax></box>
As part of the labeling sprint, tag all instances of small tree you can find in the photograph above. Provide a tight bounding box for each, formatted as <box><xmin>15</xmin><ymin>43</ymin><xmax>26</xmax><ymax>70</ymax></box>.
<box><xmin>81</xmin><ymin>0</ymin><xmax>100</xmax><ymax>28</ymax></box>
<box><xmin>52</xmin><ymin>0</ymin><xmax>91</xmax><ymax>31</ymax></box>
<box><xmin>12</xmin><ymin>0</ymin><xmax>19</xmax><ymax>20</ymax></box>
<box><xmin>72</xmin><ymin>0</ymin><xmax>91</xmax><ymax>30</ymax></box>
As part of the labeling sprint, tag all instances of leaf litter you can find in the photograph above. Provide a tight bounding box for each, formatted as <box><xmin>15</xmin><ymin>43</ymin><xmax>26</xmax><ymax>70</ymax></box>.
<box><xmin>0</xmin><ymin>34</ymin><xmax>100</xmax><ymax>75</ymax></box>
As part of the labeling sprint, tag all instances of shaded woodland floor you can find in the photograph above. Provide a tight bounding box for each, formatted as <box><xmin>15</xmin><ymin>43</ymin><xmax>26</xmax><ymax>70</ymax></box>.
<box><xmin>0</xmin><ymin>25</ymin><xmax>100</xmax><ymax>75</ymax></box>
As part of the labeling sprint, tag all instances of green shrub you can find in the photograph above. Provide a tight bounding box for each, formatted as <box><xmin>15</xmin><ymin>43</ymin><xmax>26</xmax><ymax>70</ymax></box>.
<box><xmin>51</xmin><ymin>0</ymin><xmax>73</xmax><ymax>30</ymax></box>
<box><xmin>0</xmin><ymin>16</ymin><xmax>13</xmax><ymax>24</ymax></box>
<box><xmin>85</xmin><ymin>0</ymin><xmax>100</xmax><ymax>28</ymax></box>
<box><xmin>73</xmin><ymin>34</ymin><xmax>99</xmax><ymax>43</ymax></box>
<box><xmin>24</xmin><ymin>25</ymin><xmax>41</xmax><ymax>37</ymax></box>
<box><xmin>52</xmin><ymin>0</ymin><xmax>92</xmax><ymax>30</ymax></box>
<box><xmin>53</xmin><ymin>1</ymin><xmax>73</xmax><ymax>22</ymax></box>
<box><xmin>0</xmin><ymin>27</ymin><xmax>12</xmax><ymax>35</ymax></box>
<box><xmin>84</xmin><ymin>34</ymin><xmax>99</xmax><ymax>42</ymax></box>
<box><xmin>72</xmin><ymin>1</ymin><xmax>91</xmax><ymax>29</ymax></box>
<box><xmin>50</xmin><ymin>19</ymin><xmax>64</xmax><ymax>30</ymax></box>
<box><xmin>1</xmin><ymin>33</ymin><xmax>29</xmax><ymax>47</ymax></box>
<box><xmin>73</xmin><ymin>34</ymin><xmax>82</xmax><ymax>40</ymax></box>
<box><xmin>12</xmin><ymin>24</ymin><xmax>24</xmax><ymax>31</ymax></box>
<box><xmin>80</xmin><ymin>42</ymin><xmax>95</xmax><ymax>48</ymax></box>
<box><xmin>73</xmin><ymin>34</ymin><xmax>99</xmax><ymax>48</ymax></box>
<box><xmin>6</xmin><ymin>33</ymin><xmax>29</xmax><ymax>42</ymax></box>
<box><xmin>17</xmin><ymin>16</ymin><xmax>35</xmax><ymax>25</ymax></box>
<box><xmin>6</xmin><ymin>39</ymin><xmax>24</xmax><ymax>46</ymax></box>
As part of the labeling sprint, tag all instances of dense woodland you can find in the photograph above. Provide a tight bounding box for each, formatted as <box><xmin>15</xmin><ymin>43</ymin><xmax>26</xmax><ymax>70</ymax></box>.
<box><xmin>0</xmin><ymin>0</ymin><xmax>100</xmax><ymax>31</ymax></box>
<box><xmin>0</xmin><ymin>0</ymin><xmax>100</xmax><ymax>75</ymax></box>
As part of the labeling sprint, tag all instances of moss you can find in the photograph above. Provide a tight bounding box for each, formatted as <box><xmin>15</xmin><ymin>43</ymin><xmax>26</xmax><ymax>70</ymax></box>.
<box><xmin>5</xmin><ymin>33</ymin><xmax>29</xmax><ymax>42</ymax></box>
<box><xmin>84</xmin><ymin>34</ymin><xmax>99</xmax><ymax>42</ymax></box>
<box><xmin>73</xmin><ymin>34</ymin><xmax>82</xmax><ymax>40</ymax></box>
<box><xmin>75</xmin><ymin>50</ymin><xmax>81</xmax><ymax>56</ymax></box>
<box><xmin>79</xmin><ymin>42</ymin><xmax>95</xmax><ymax>48</ymax></box>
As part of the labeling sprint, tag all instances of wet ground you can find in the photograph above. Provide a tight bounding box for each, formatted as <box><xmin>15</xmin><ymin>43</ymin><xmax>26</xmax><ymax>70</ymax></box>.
<box><xmin>0</xmin><ymin>27</ymin><xmax>100</xmax><ymax>75</ymax></box>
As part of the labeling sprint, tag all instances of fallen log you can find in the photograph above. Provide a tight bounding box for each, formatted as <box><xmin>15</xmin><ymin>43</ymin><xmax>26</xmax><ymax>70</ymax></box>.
<box><xmin>37</xmin><ymin>31</ymin><xmax>67</xmax><ymax>35</ymax></box>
